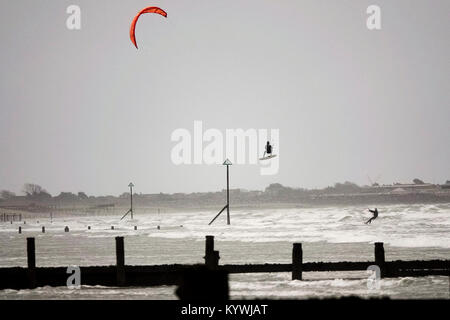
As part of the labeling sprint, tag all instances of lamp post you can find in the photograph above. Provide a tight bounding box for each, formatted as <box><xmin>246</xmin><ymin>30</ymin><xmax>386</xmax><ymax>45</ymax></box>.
<box><xmin>224</xmin><ymin>159</ymin><xmax>231</xmax><ymax>225</ymax></box>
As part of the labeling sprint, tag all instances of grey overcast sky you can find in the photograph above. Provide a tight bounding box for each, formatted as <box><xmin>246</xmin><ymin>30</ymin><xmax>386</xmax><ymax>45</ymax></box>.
<box><xmin>0</xmin><ymin>0</ymin><xmax>449</xmax><ymax>196</ymax></box>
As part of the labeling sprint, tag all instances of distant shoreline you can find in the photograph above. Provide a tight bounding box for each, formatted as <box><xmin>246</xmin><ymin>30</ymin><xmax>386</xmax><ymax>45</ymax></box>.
<box><xmin>2</xmin><ymin>182</ymin><xmax>450</xmax><ymax>217</ymax></box>
<box><xmin>1</xmin><ymin>195</ymin><xmax>449</xmax><ymax>218</ymax></box>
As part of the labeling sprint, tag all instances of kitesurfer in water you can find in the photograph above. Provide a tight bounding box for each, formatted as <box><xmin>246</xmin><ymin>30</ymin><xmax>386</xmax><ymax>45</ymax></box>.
<box><xmin>263</xmin><ymin>141</ymin><xmax>273</xmax><ymax>158</ymax></box>
<box><xmin>365</xmin><ymin>208</ymin><xmax>379</xmax><ymax>224</ymax></box>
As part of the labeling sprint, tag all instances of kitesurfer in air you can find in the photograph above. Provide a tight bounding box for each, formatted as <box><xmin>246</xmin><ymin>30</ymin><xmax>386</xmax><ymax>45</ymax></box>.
<box><xmin>365</xmin><ymin>208</ymin><xmax>379</xmax><ymax>224</ymax></box>
<box><xmin>263</xmin><ymin>141</ymin><xmax>272</xmax><ymax>158</ymax></box>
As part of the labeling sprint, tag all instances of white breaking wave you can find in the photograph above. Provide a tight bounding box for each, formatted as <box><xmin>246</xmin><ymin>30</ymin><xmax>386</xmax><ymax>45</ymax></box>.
<box><xmin>2</xmin><ymin>203</ymin><xmax>448</xmax><ymax>248</ymax></box>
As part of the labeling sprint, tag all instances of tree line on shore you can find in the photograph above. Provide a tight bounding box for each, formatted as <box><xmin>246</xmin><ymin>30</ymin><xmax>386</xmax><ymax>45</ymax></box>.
<box><xmin>1</xmin><ymin>179</ymin><xmax>449</xmax><ymax>208</ymax></box>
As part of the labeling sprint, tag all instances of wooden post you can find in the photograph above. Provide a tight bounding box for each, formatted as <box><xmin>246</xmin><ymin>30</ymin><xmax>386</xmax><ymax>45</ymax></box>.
<box><xmin>205</xmin><ymin>236</ymin><xmax>218</xmax><ymax>268</ymax></box>
<box><xmin>375</xmin><ymin>242</ymin><xmax>386</xmax><ymax>278</ymax></box>
<box><xmin>27</xmin><ymin>237</ymin><xmax>36</xmax><ymax>288</ymax></box>
<box><xmin>205</xmin><ymin>235</ymin><xmax>214</xmax><ymax>255</ymax></box>
<box><xmin>212</xmin><ymin>250</ymin><xmax>220</xmax><ymax>268</ymax></box>
<box><xmin>115</xmin><ymin>236</ymin><xmax>126</xmax><ymax>286</ymax></box>
<box><xmin>292</xmin><ymin>243</ymin><xmax>303</xmax><ymax>280</ymax></box>
<box><xmin>27</xmin><ymin>238</ymin><xmax>36</xmax><ymax>268</ymax></box>
<box><xmin>226</xmin><ymin>165</ymin><xmax>230</xmax><ymax>225</ymax></box>
<box><xmin>42</xmin><ymin>226</ymin><xmax>45</xmax><ymax>233</ymax></box>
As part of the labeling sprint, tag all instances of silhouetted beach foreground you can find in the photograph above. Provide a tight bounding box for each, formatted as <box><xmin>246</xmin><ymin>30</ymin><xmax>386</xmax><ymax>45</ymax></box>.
<box><xmin>0</xmin><ymin>203</ymin><xmax>449</xmax><ymax>299</ymax></box>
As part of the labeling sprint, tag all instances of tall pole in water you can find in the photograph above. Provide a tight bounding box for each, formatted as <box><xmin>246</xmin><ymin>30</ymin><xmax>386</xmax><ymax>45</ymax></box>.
<box><xmin>120</xmin><ymin>182</ymin><xmax>135</xmax><ymax>221</ymax></box>
<box><xmin>129</xmin><ymin>182</ymin><xmax>134</xmax><ymax>220</ymax></box>
<box><xmin>226</xmin><ymin>163</ymin><xmax>230</xmax><ymax>225</ymax></box>
<box><xmin>208</xmin><ymin>159</ymin><xmax>232</xmax><ymax>226</ymax></box>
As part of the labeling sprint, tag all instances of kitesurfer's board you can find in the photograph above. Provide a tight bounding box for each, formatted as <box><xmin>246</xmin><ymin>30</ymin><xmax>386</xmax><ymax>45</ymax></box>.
<box><xmin>259</xmin><ymin>154</ymin><xmax>277</xmax><ymax>161</ymax></box>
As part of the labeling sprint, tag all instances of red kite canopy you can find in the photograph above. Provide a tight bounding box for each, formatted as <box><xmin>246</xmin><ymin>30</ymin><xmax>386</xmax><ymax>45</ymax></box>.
<box><xmin>130</xmin><ymin>7</ymin><xmax>167</xmax><ymax>49</ymax></box>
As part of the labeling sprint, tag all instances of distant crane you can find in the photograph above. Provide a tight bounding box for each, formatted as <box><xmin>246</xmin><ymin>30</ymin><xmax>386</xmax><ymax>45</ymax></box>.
<box><xmin>367</xmin><ymin>174</ymin><xmax>382</xmax><ymax>187</ymax></box>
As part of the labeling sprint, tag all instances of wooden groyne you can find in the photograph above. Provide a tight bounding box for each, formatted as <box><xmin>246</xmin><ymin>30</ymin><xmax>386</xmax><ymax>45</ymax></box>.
<box><xmin>0</xmin><ymin>212</ymin><xmax>22</xmax><ymax>222</ymax></box>
<box><xmin>0</xmin><ymin>236</ymin><xmax>448</xmax><ymax>290</ymax></box>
